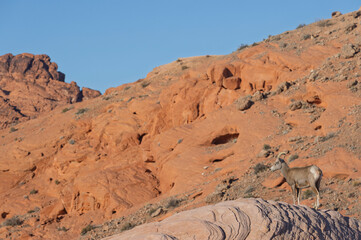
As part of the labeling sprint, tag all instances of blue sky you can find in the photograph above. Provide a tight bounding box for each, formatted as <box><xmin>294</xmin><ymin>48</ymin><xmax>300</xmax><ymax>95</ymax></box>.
<box><xmin>0</xmin><ymin>1</ymin><xmax>359</xmax><ymax>93</ymax></box>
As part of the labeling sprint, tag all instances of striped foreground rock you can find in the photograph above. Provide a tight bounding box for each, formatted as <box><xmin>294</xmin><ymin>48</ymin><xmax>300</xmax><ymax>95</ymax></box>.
<box><xmin>104</xmin><ymin>198</ymin><xmax>361</xmax><ymax>240</ymax></box>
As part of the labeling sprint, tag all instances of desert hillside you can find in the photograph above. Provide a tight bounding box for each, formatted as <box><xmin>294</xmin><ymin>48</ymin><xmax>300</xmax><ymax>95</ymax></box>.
<box><xmin>0</xmin><ymin>8</ymin><xmax>361</xmax><ymax>240</ymax></box>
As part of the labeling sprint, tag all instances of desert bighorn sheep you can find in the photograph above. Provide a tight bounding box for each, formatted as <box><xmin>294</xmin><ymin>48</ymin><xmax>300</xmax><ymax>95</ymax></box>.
<box><xmin>270</xmin><ymin>152</ymin><xmax>323</xmax><ymax>210</ymax></box>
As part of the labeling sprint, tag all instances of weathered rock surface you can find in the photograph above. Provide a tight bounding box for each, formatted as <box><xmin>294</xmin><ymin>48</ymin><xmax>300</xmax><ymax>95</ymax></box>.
<box><xmin>105</xmin><ymin>198</ymin><xmax>361</xmax><ymax>240</ymax></box>
<box><xmin>0</xmin><ymin>53</ymin><xmax>101</xmax><ymax>128</ymax></box>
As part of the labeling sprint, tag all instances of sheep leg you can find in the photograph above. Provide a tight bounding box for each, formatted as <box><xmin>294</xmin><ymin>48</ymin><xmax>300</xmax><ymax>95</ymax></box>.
<box><xmin>297</xmin><ymin>188</ymin><xmax>301</xmax><ymax>205</ymax></box>
<box><xmin>291</xmin><ymin>185</ymin><xmax>297</xmax><ymax>205</ymax></box>
<box><xmin>310</xmin><ymin>186</ymin><xmax>320</xmax><ymax>210</ymax></box>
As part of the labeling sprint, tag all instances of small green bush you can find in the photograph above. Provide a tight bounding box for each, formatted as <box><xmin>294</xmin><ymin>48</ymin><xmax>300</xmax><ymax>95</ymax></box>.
<box><xmin>181</xmin><ymin>66</ymin><xmax>189</xmax><ymax>70</ymax></box>
<box><xmin>3</xmin><ymin>216</ymin><xmax>23</xmax><ymax>226</ymax></box>
<box><xmin>237</xmin><ymin>44</ymin><xmax>248</xmax><ymax>51</ymax></box>
<box><xmin>9</xmin><ymin>127</ymin><xmax>18</xmax><ymax>133</ymax></box>
<box><xmin>316</xmin><ymin>19</ymin><xmax>333</xmax><ymax>27</ymax></box>
<box><xmin>58</xmin><ymin>226</ymin><xmax>68</xmax><ymax>232</ymax></box>
<box><xmin>68</xmin><ymin>139</ymin><xmax>75</xmax><ymax>145</ymax></box>
<box><xmin>353</xmin><ymin>181</ymin><xmax>361</xmax><ymax>187</ymax></box>
<box><xmin>253</xmin><ymin>163</ymin><xmax>268</xmax><ymax>174</ymax></box>
<box><xmin>55</xmin><ymin>180</ymin><xmax>60</xmax><ymax>185</ymax></box>
<box><xmin>141</xmin><ymin>81</ymin><xmax>150</xmax><ymax>88</ymax></box>
<box><xmin>27</xmin><ymin>207</ymin><xmax>40</xmax><ymax>214</ymax></box>
<box><xmin>263</xmin><ymin>144</ymin><xmax>271</xmax><ymax>150</ymax></box>
<box><xmin>80</xmin><ymin>224</ymin><xmax>95</xmax><ymax>236</ymax></box>
<box><xmin>121</xmin><ymin>222</ymin><xmax>135</xmax><ymax>231</ymax></box>
<box><xmin>62</xmin><ymin>107</ymin><xmax>73</xmax><ymax>113</ymax></box>
<box><xmin>165</xmin><ymin>198</ymin><xmax>180</xmax><ymax>209</ymax></box>
<box><xmin>75</xmin><ymin>108</ymin><xmax>89</xmax><ymax>115</ymax></box>
<box><xmin>301</xmin><ymin>34</ymin><xmax>311</xmax><ymax>40</ymax></box>
<box><xmin>30</xmin><ymin>189</ymin><xmax>38</xmax><ymax>195</ymax></box>
<box><xmin>303</xmin><ymin>189</ymin><xmax>313</xmax><ymax>199</ymax></box>
<box><xmin>297</xmin><ymin>24</ymin><xmax>306</xmax><ymax>29</ymax></box>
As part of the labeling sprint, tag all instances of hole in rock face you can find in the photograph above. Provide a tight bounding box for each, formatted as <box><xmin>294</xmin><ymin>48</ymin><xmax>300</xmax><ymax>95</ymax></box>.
<box><xmin>1</xmin><ymin>212</ymin><xmax>8</xmax><ymax>219</ymax></box>
<box><xmin>315</xmin><ymin>125</ymin><xmax>322</xmax><ymax>130</ymax></box>
<box><xmin>211</xmin><ymin>133</ymin><xmax>239</xmax><ymax>145</ymax></box>
<box><xmin>138</xmin><ymin>133</ymin><xmax>147</xmax><ymax>144</ymax></box>
<box><xmin>222</xmin><ymin>68</ymin><xmax>233</xmax><ymax>78</ymax></box>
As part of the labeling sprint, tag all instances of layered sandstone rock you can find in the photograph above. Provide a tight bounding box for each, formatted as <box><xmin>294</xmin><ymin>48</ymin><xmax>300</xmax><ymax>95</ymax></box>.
<box><xmin>105</xmin><ymin>198</ymin><xmax>361</xmax><ymax>240</ymax></box>
<box><xmin>0</xmin><ymin>53</ymin><xmax>101</xmax><ymax>128</ymax></box>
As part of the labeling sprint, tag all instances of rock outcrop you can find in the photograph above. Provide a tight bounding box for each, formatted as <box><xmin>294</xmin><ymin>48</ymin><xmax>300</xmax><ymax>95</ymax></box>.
<box><xmin>0</xmin><ymin>53</ymin><xmax>101</xmax><ymax>128</ymax></box>
<box><xmin>105</xmin><ymin>198</ymin><xmax>361</xmax><ymax>240</ymax></box>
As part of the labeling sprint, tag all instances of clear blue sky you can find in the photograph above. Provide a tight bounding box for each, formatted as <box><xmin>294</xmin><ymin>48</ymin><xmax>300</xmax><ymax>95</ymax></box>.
<box><xmin>0</xmin><ymin>1</ymin><xmax>359</xmax><ymax>93</ymax></box>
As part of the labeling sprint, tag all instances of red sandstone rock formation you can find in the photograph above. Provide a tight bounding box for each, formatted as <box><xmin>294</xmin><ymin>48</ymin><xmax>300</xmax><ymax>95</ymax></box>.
<box><xmin>0</xmin><ymin>53</ymin><xmax>101</xmax><ymax>128</ymax></box>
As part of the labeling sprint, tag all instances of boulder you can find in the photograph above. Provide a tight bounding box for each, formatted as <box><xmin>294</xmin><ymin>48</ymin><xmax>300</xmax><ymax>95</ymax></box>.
<box><xmin>341</xmin><ymin>44</ymin><xmax>358</xmax><ymax>59</ymax></box>
<box><xmin>105</xmin><ymin>198</ymin><xmax>361</xmax><ymax>240</ymax></box>
<box><xmin>223</xmin><ymin>76</ymin><xmax>241</xmax><ymax>90</ymax></box>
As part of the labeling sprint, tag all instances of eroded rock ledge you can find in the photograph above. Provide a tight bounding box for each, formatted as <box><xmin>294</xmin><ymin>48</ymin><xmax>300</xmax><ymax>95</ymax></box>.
<box><xmin>105</xmin><ymin>198</ymin><xmax>361</xmax><ymax>240</ymax></box>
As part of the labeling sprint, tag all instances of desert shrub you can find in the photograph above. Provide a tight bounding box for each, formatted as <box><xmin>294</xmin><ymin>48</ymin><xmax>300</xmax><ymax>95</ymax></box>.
<box><xmin>271</xmin><ymin>35</ymin><xmax>281</xmax><ymax>41</ymax></box>
<box><xmin>55</xmin><ymin>180</ymin><xmax>60</xmax><ymax>185</ymax></box>
<box><xmin>316</xmin><ymin>19</ymin><xmax>333</xmax><ymax>27</ymax></box>
<box><xmin>9</xmin><ymin>127</ymin><xmax>18</xmax><ymax>133</ymax></box>
<box><xmin>141</xmin><ymin>81</ymin><xmax>150</xmax><ymax>88</ymax></box>
<box><xmin>124</xmin><ymin>86</ymin><xmax>131</xmax><ymax>91</ymax></box>
<box><xmin>30</xmin><ymin>189</ymin><xmax>38</xmax><ymax>195</ymax></box>
<box><xmin>253</xmin><ymin>163</ymin><xmax>268</xmax><ymax>174</ymax></box>
<box><xmin>127</xmin><ymin>96</ymin><xmax>135</xmax><ymax>102</ymax></box>
<box><xmin>353</xmin><ymin>181</ymin><xmax>361</xmax><ymax>187</ymax></box>
<box><xmin>57</xmin><ymin>226</ymin><xmax>68</xmax><ymax>232</ymax></box>
<box><xmin>297</xmin><ymin>23</ymin><xmax>306</xmax><ymax>29</ymax></box>
<box><xmin>181</xmin><ymin>66</ymin><xmax>189</xmax><ymax>70</ymax></box>
<box><xmin>75</xmin><ymin>108</ymin><xmax>89</xmax><ymax>115</ymax></box>
<box><xmin>244</xmin><ymin>186</ymin><xmax>255</xmax><ymax>194</ymax></box>
<box><xmin>303</xmin><ymin>189</ymin><xmax>314</xmax><ymax>199</ymax></box>
<box><xmin>237</xmin><ymin>44</ymin><xmax>248</xmax><ymax>51</ymax></box>
<box><xmin>62</xmin><ymin>107</ymin><xmax>73</xmax><ymax>113</ymax></box>
<box><xmin>68</xmin><ymin>139</ymin><xmax>75</xmax><ymax>145</ymax></box>
<box><xmin>80</xmin><ymin>224</ymin><xmax>95</xmax><ymax>236</ymax></box>
<box><xmin>121</xmin><ymin>222</ymin><xmax>135</xmax><ymax>231</ymax></box>
<box><xmin>165</xmin><ymin>198</ymin><xmax>180</xmax><ymax>209</ymax></box>
<box><xmin>279</xmin><ymin>42</ymin><xmax>287</xmax><ymax>48</ymax></box>
<box><xmin>263</xmin><ymin>144</ymin><xmax>271</xmax><ymax>150</ymax></box>
<box><xmin>317</xmin><ymin>132</ymin><xmax>336</xmax><ymax>142</ymax></box>
<box><xmin>148</xmin><ymin>207</ymin><xmax>158</xmax><ymax>216</ymax></box>
<box><xmin>102</xmin><ymin>95</ymin><xmax>112</xmax><ymax>101</ymax></box>
<box><xmin>3</xmin><ymin>216</ymin><xmax>23</xmax><ymax>227</ymax></box>
<box><xmin>27</xmin><ymin>207</ymin><xmax>40</xmax><ymax>214</ymax></box>
<box><xmin>301</xmin><ymin>34</ymin><xmax>311</xmax><ymax>40</ymax></box>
